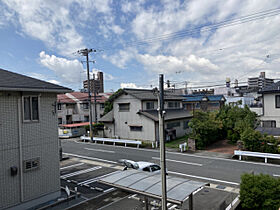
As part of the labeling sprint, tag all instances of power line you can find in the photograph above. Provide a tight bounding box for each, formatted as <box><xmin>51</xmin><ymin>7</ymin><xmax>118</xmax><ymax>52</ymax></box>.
<box><xmin>95</xmin><ymin>7</ymin><xmax>280</xmax><ymax>50</ymax></box>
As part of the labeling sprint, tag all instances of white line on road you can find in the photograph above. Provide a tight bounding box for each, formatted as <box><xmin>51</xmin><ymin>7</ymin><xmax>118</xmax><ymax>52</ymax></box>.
<box><xmin>169</xmin><ymin>171</ymin><xmax>239</xmax><ymax>186</ymax></box>
<box><xmin>61</xmin><ymin>166</ymin><xmax>102</xmax><ymax>179</ymax></box>
<box><xmin>152</xmin><ymin>157</ymin><xmax>203</xmax><ymax>166</ymax></box>
<box><xmin>63</xmin><ymin>153</ymin><xmax>118</xmax><ymax>164</ymax></box>
<box><xmin>60</xmin><ymin>163</ymin><xmax>85</xmax><ymax>170</ymax></box>
<box><xmin>84</xmin><ymin>147</ymin><xmax>115</xmax><ymax>153</ymax></box>
<box><xmin>78</xmin><ymin>171</ymin><xmax>119</xmax><ymax>185</ymax></box>
<box><xmin>71</xmin><ymin>140</ymin><xmax>280</xmax><ymax>168</ymax></box>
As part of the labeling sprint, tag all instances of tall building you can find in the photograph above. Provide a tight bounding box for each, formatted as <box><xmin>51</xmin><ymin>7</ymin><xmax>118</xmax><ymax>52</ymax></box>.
<box><xmin>83</xmin><ymin>71</ymin><xmax>104</xmax><ymax>93</ymax></box>
<box><xmin>248</xmin><ymin>72</ymin><xmax>274</xmax><ymax>89</ymax></box>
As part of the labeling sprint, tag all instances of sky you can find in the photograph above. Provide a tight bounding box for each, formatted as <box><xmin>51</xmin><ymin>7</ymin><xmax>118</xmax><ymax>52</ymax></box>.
<box><xmin>0</xmin><ymin>0</ymin><xmax>280</xmax><ymax>92</ymax></box>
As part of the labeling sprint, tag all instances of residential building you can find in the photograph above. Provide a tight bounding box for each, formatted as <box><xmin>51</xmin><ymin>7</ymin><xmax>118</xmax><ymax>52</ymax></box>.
<box><xmin>83</xmin><ymin>71</ymin><xmax>104</xmax><ymax>93</ymax></box>
<box><xmin>99</xmin><ymin>88</ymin><xmax>192</xmax><ymax>142</ymax></box>
<box><xmin>248</xmin><ymin>72</ymin><xmax>274</xmax><ymax>89</ymax></box>
<box><xmin>57</xmin><ymin>92</ymin><xmax>111</xmax><ymax>125</ymax></box>
<box><xmin>0</xmin><ymin>68</ymin><xmax>71</xmax><ymax>210</ymax></box>
<box><xmin>182</xmin><ymin>94</ymin><xmax>225</xmax><ymax>112</ymax></box>
<box><xmin>259</xmin><ymin>81</ymin><xmax>280</xmax><ymax>128</ymax></box>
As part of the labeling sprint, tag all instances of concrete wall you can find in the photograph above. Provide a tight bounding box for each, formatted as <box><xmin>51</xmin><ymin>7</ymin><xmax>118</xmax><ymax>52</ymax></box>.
<box><xmin>0</xmin><ymin>91</ymin><xmax>60</xmax><ymax>210</ymax></box>
<box><xmin>113</xmin><ymin>94</ymin><xmax>156</xmax><ymax>141</ymax></box>
<box><xmin>261</xmin><ymin>93</ymin><xmax>280</xmax><ymax>127</ymax></box>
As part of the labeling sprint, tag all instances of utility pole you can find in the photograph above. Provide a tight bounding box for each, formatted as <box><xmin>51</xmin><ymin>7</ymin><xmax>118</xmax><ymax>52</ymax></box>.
<box><xmin>77</xmin><ymin>48</ymin><xmax>95</xmax><ymax>141</ymax></box>
<box><xmin>158</xmin><ymin>74</ymin><xmax>167</xmax><ymax>210</ymax></box>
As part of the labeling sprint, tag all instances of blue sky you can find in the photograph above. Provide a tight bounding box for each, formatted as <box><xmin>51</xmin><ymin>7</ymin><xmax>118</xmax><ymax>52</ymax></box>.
<box><xmin>0</xmin><ymin>0</ymin><xmax>280</xmax><ymax>91</ymax></box>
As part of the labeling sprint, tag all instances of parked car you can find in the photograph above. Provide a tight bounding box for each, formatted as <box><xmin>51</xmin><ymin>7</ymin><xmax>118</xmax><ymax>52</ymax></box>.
<box><xmin>120</xmin><ymin>159</ymin><xmax>167</xmax><ymax>174</ymax></box>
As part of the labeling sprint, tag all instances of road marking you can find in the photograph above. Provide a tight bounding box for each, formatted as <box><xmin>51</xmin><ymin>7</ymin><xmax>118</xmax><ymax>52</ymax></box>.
<box><xmin>169</xmin><ymin>171</ymin><xmax>239</xmax><ymax>186</ymax></box>
<box><xmin>169</xmin><ymin>204</ymin><xmax>177</xmax><ymax>209</ymax></box>
<box><xmin>71</xmin><ymin>141</ymin><xmax>280</xmax><ymax>168</ymax></box>
<box><xmin>152</xmin><ymin>157</ymin><xmax>203</xmax><ymax>166</ymax></box>
<box><xmin>225</xmin><ymin>195</ymin><xmax>240</xmax><ymax>210</ymax></box>
<box><xmin>273</xmin><ymin>174</ymin><xmax>280</xmax><ymax>177</ymax></box>
<box><xmin>78</xmin><ymin>171</ymin><xmax>119</xmax><ymax>185</ymax></box>
<box><xmin>61</xmin><ymin>166</ymin><xmax>102</xmax><ymax>179</ymax></box>
<box><xmin>63</xmin><ymin>153</ymin><xmax>118</xmax><ymax>164</ymax></box>
<box><xmin>84</xmin><ymin>147</ymin><xmax>115</xmax><ymax>153</ymax></box>
<box><xmin>60</xmin><ymin>163</ymin><xmax>85</xmax><ymax>170</ymax></box>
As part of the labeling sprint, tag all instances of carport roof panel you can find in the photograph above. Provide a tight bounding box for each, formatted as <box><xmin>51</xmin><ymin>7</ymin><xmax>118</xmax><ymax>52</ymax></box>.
<box><xmin>99</xmin><ymin>170</ymin><xmax>207</xmax><ymax>204</ymax></box>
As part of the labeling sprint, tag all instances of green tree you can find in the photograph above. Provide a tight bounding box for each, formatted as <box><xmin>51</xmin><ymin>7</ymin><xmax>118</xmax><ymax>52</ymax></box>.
<box><xmin>189</xmin><ymin>110</ymin><xmax>223</xmax><ymax>149</ymax></box>
<box><xmin>240</xmin><ymin>173</ymin><xmax>280</xmax><ymax>210</ymax></box>
<box><xmin>103</xmin><ymin>88</ymin><xmax>123</xmax><ymax>115</ymax></box>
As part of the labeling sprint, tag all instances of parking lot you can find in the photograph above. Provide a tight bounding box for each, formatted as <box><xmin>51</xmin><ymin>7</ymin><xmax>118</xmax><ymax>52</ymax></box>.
<box><xmin>55</xmin><ymin>155</ymin><xmax>240</xmax><ymax>210</ymax></box>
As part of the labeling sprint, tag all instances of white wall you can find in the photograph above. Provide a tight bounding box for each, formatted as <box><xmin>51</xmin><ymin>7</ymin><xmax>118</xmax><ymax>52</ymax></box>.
<box><xmin>261</xmin><ymin>93</ymin><xmax>280</xmax><ymax>127</ymax></box>
<box><xmin>113</xmin><ymin>94</ymin><xmax>156</xmax><ymax>142</ymax></box>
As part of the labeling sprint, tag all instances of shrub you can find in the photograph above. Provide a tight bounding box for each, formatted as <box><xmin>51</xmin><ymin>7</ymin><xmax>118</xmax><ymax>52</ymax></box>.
<box><xmin>240</xmin><ymin>173</ymin><xmax>280</xmax><ymax>209</ymax></box>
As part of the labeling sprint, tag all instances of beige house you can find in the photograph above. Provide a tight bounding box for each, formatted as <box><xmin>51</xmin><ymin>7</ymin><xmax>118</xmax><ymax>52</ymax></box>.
<box><xmin>100</xmin><ymin>88</ymin><xmax>192</xmax><ymax>142</ymax></box>
<box><xmin>0</xmin><ymin>68</ymin><xmax>71</xmax><ymax>210</ymax></box>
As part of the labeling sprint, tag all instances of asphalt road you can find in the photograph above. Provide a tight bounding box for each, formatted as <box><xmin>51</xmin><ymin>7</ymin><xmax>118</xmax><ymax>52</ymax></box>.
<box><xmin>62</xmin><ymin>139</ymin><xmax>280</xmax><ymax>187</ymax></box>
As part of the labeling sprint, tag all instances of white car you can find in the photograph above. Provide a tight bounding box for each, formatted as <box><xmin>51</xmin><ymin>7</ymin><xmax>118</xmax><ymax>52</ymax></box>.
<box><xmin>120</xmin><ymin>159</ymin><xmax>166</xmax><ymax>174</ymax></box>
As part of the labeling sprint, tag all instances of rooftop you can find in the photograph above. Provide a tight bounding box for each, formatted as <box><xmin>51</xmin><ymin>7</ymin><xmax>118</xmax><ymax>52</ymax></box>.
<box><xmin>259</xmin><ymin>81</ymin><xmax>280</xmax><ymax>93</ymax></box>
<box><xmin>183</xmin><ymin>94</ymin><xmax>225</xmax><ymax>102</ymax></box>
<box><xmin>0</xmin><ymin>68</ymin><xmax>72</xmax><ymax>93</ymax></box>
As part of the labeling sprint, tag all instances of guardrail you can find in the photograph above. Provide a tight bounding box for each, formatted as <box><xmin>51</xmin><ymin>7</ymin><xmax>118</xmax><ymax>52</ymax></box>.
<box><xmin>80</xmin><ymin>136</ymin><xmax>142</xmax><ymax>148</ymax></box>
<box><xmin>234</xmin><ymin>150</ymin><xmax>280</xmax><ymax>163</ymax></box>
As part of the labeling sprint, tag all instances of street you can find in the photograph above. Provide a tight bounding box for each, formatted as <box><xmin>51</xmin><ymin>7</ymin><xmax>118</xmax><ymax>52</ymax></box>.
<box><xmin>62</xmin><ymin>138</ymin><xmax>280</xmax><ymax>187</ymax></box>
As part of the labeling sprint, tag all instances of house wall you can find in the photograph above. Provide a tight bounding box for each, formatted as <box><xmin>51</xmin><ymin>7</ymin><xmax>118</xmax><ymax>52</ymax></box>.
<box><xmin>0</xmin><ymin>91</ymin><xmax>60</xmax><ymax>210</ymax></box>
<box><xmin>113</xmin><ymin>94</ymin><xmax>156</xmax><ymax>141</ymax></box>
<box><xmin>261</xmin><ymin>93</ymin><xmax>280</xmax><ymax>127</ymax></box>
<box><xmin>165</xmin><ymin>118</ymin><xmax>191</xmax><ymax>138</ymax></box>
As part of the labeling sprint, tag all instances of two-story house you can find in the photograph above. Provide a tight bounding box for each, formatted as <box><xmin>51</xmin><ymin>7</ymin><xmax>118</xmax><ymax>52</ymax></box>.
<box><xmin>99</xmin><ymin>88</ymin><xmax>192</xmax><ymax>142</ymax></box>
<box><xmin>259</xmin><ymin>82</ymin><xmax>280</xmax><ymax>128</ymax></box>
<box><xmin>57</xmin><ymin>92</ymin><xmax>111</xmax><ymax>125</ymax></box>
<box><xmin>0</xmin><ymin>68</ymin><xmax>71</xmax><ymax>210</ymax></box>
<box><xmin>182</xmin><ymin>94</ymin><xmax>225</xmax><ymax>113</ymax></box>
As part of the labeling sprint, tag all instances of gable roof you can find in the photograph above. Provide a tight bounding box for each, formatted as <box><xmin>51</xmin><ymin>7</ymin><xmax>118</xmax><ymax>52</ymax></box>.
<box><xmin>138</xmin><ymin>109</ymin><xmax>192</xmax><ymax>122</ymax></box>
<box><xmin>183</xmin><ymin>94</ymin><xmax>225</xmax><ymax>102</ymax></box>
<box><xmin>57</xmin><ymin>92</ymin><xmax>112</xmax><ymax>103</ymax></box>
<box><xmin>0</xmin><ymin>68</ymin><xmax>72</xmax><ymax>93</ymax></box>
<box><xmin>259</xmin><ymin>81</ymin><xmax>279</xmax><ymax>93</ymax></box>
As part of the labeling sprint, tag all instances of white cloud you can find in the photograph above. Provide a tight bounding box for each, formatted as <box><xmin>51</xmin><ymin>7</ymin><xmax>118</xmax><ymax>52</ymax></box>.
<box><xmin>39</xmin><ymin>51</ymin><xmax>84</xmax><ymax>84</ymax></box>
<box><xmin>120</xmin><ymin>83</ymin><xmax>148</xmax><ymax>89</ymax></box>
<box><xmin>103</xmin><ymin>49</ymin><xmax>135</xmax><ymax>69</ymax></box>
<box><xmin>137</xmin><ymin>54</ymin><xmax>219</xmax><ymax>74</ymax></box>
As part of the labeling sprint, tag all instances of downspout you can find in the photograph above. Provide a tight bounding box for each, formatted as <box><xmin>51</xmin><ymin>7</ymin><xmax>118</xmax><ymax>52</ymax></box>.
<box><xmin>18</xmin><ymin>97</ymin><xmax>24</xmax><ymax>202</ymax></box>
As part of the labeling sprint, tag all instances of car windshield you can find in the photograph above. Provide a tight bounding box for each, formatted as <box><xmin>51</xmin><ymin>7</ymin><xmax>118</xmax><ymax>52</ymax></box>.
<box><xmin>123</xmin><ymin>160</ymin><xmax>139</xmax><ymax>169</ymax></box>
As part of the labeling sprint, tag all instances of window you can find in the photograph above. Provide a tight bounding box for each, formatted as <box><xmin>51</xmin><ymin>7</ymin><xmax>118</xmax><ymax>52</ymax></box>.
<box><xmin>150</xmin><ymin>165</ymin><xmax>160</xmax><ymax>172</ymax></box>
<box><xmin>119</xmin><ymin>103</ymin><xmax>130</xmax><ymax>111</ymax></box>
<box><xmin>23</xmin><ymin>96</ymin><xmax>39</xmax><ymax>122</ymax></box>
<box><xmin>183</xmin><ymin>120</ymin><xmax>190</xmax><ymax>129</ymax></box>
<box><xmin>83</xmin><ymin>103</ymin><xmax>89</xmax><ymax>110</ymax></box>
<box><xmin>58</xmin><ymin>118</ymin><xmax>62</xmax><ymax>124</ymax></box>
<box><xmin>57</xmin><ymin>103</ymin><xmax>62</xmax><ymax>110</ymax></box>
<box><xmin>100</xmin><ymin>103</ymin><xmax>105</xmax><ymax>110</ymax></box>
<box><xmin>146</xmin><ymin>102</ymin><xmax>154</xmax><ymax>110</ymax></box>
<box><xmin>167</xmin><ymin>122</ymin><xmax>180</xmax><ymax>129</ymax></box>
<box><xmin>130</xmin><ymin>126</ymin><xmax>142</xmax><ymax>131</ymax></box>
<box><xmin>143</xmin><ymin>167</ymin><xmax>150</xmax><ymax>172</ymax></box>
<box><xmin>276</xmin><ymin>95</ymin><xmax>280</xmax><ymax>108</ymax></box>
<box><xmin>195</xmin><ymin>103</ymin><xmax>200</xmax><ymax>109</ymax></box>
<box><xmin>23</xmin><ymin>157</ymin><xmax>40</xmax><ymax>172</ymax></box>
<box><xmin>84</xmin><ymin>116</ymin><xmax>89</xmax><ymax>122</ymax></box>
<box><xmin>168</xmin><ymin>101</ymin><xmax>180</xmax><ymax>108</ymax></box>
<box><xmin>262</xmin><ymin>120</ymin><xmax>276</xmax><ymax>128</ymax></box>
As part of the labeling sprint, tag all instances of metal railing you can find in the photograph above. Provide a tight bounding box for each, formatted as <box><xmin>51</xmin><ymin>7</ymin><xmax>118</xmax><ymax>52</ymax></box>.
<box><xmin>80</xmin><ymin>136</ymin><xmax>142</xmax><ymax>148</ymax></box>
<box><xmin>234</xmin><ymin>150</ymin><xmax>280</xmax><ymax>163</ymax></box>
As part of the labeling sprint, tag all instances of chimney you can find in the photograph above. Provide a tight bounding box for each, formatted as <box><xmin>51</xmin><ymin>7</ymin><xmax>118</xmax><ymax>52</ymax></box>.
<box><xmin>226</xmin><ymin>77</ymin><xmax>230</xmax><ymax>88</ymax></box>
<box><xmin>234</xmin><ymin>79</ymin><xmax>238</xmax><ymax>87</ymax></box>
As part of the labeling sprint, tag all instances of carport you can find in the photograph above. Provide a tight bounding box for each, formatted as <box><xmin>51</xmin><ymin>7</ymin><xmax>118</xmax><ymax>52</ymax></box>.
<box><xmin>98</xmin><ymin>170</ymin><xmax>208</xmax><ymax>210</ymax></box>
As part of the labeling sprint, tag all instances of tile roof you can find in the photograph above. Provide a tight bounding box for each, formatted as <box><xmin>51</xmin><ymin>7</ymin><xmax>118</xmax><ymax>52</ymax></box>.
<box><xmin>183</xmin><ymin>94</ymin><xmax>225</xmax><ymax>102</ymax></box>
<box><xmin>0</xmin><ymin>68</ymin><xmax>72</xmax><ymax>93</ymax></box>
<box><xmin>259</xmin><ymin>81</ymin><xmax>280</xmax><ymax>93</ymax></box>
<box><xmin>138</xmin><ymin>109</ymin><xmax>192</xmax><ymax>121</ymax></box>
<box><xmin>99</xmin><ymin>110</ymin><xmax>114</xmax><ymax>122</ymax></box>
<box><xmin>123</xmin><ymin>88</ymin><xmax>184</xmax><ymax>100</ymax></box>
<box><xmin>57</xmin><ymin>92</ymin><xmax>112</xmax><ymax>103</ymax></box>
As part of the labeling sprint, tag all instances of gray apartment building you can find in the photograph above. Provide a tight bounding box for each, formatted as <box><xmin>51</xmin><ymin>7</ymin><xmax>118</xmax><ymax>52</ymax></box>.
<box><xmin>0</xmin><ymin>68</ymin><xmax>71</xmax><ymax>210</ymax></box>
<box><xmin>248</xmin><ymin>72</ymin><xmax>274</xmax><ymax>89</ymax></box>
<box><xmin>83</xmin><ymin>71</ymin><xmax>104</xmax><ymax>93</ymax></box>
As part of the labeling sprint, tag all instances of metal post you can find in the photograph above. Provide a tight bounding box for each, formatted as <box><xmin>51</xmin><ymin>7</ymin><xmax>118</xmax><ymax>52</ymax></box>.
<box><xmin>189</xmin><ymin>193</ymin><xmax>193</xmax><ymax>210</ymax></box>
<box><xmin>159</xmin><ymin>74</ymin><xmax>167</xmax><ymax>210</ymax></box>
<box><xmin>86</xmin><ymin>50</ymin><xmax>94</xmax><ymax>141</ymax></box>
